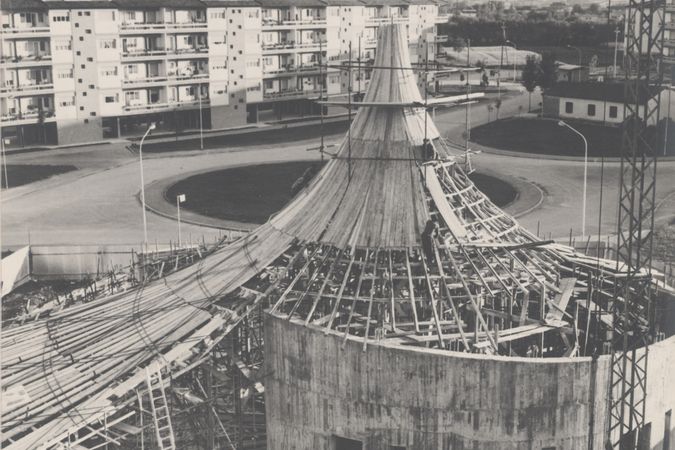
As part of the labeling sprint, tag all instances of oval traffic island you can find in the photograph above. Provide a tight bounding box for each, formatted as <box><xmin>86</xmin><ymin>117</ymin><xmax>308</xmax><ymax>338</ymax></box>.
<box><xmin>165</xmin><ymin>160</ymin><xmax>517</xmax><ymax>225</ymax></box>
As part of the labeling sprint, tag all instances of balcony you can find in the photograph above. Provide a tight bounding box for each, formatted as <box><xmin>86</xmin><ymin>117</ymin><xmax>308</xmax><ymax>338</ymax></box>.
<box><xmin>262</xmin><ymin>41</ymin><xmax>296</xmax><ymax>53</ymax></box>
<box><xmin>122</xmin><ymin>76</ymin><xmax>168</xmax><ymax>87</ymax></box>
<box><xmin>166</xmin><ymin>20</ymin><xmax>207</xmax><ymax>31</ymax></box>
<box><xmin>119</xmin><ymin>22</ymin><xmax>167</xmax><ymax>33</ymax></box>
<box><xmin>121</xmin><ymin>49</ymin><xmax>167</xmax><ymax>59</ymax></box>
<box><xmin>263</xmin><ymin>63</ymin><xmax>321</xmax><ymax>77</ymax></box>
<box><xmin>167</xmin><ymin>47</ymin><xmax>209</xmax><ymax>57</ymax></box>
<box><xmin>122</xmin><ymin>97</ymin><xmax>210</xmax><ymax>113</ymax></box>
<box><xmin>167</xmin><ymin>71</ymin><xmax>209</xmax><ymax>84</ymax></box>
<box><xmin>0</xmin><ymin>82</ymin><xmax>54</xmax><ymax>95</ymax></box>
<box><xmin>262</xmin><ymin>18</ymin><xmax>327</xmax><ymax>29</ymax></box>
<box><xmin>263</xmin><ymin>88</ymin><xmax>322</xmax><ymax>100</ymax></box>
<box><xmin>0</xmin><ymin>53</ymin><xmax>52</xmax><ymax>66</ymax></box>
<box><xmin>365</xmin><ymin>16</ymin><xmax>407</xmax><ymax>26</ymax></box>
<box><xmin>0</xmin><ymin>25</ymin><xmax>50</xmax><ymax>38</ymax></box>
<box><xmin>1</xmin><ymin>109</ymin><xmax>56</xmax><ymax>124</ymax></box>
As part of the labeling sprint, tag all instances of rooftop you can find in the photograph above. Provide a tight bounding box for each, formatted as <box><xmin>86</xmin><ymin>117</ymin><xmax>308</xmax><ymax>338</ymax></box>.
<box><xmin>2</xmin><ymin>0</ymin><xmax>443</xmax><ymax>10</ymax></box>
<box><xmin>544</xmin><ymin>81</ymin><xmax>661</xmax><ymax>104</ymax></box>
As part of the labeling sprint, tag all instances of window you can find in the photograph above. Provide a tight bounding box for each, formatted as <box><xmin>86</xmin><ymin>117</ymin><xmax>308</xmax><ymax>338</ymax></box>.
<box><xmin>609</xmin><ymin>105</ymin><xmax>618</xmax><ymax>118</ymax></box>
<box><xmin>565</xmin><ymin>102</ymin><xmax>573</xmax><ymax>114</ymax></box>
<box><xmin>57</xmin><ymin>69</ymin><xmax>73</xmax><ymax>79</ymax></box>
<box><xmin>59</xmin><ymin>98</ymin><xmax>74</xmax><ymax>107</ymax></box>
<box><xmin>54</xmin><ymin>40</ymin><xmax>71</xmax><ymax>51</ymax></box>
<box><xmin>665</xmin><ymin>410</ymin><xmax>672</xmax><ymax>450</ymax></box>
<box><xmin>100</xmin><ymin>66</ymin><xmax>117</xmax><ymax>78</ymax></box>
<box><xmin>587</xmin><ymin>104</ymin><xmax>596</xmax><ymax>117</ymax></box>
<box><xmin>126</xmin><ymin>65</ymin><xmax>138</xmax><ymax>74</ymax></box>
<box><xmin>90</xmin><ymin>111</ymin><xmax>96</xmax><ymax>116</ymax></box>
<box><xmin>99</xmin><ymin>39</ymin><xmax>117</xmax><ymax>49</ymax></box>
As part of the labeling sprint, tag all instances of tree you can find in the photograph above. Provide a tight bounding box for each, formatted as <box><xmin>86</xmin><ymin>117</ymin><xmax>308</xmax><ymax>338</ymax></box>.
<box><xmin>521</xmin><ymin>55</ymin><xmax>539</xmax><ymax>111</ymax></box>
<box><xmin>537</xmin><ymin>52</ymin><xmax>557</xmax><ymax>91</ymax></box>
<box><xmin>571</xmin><ymin>4</ymin><xmax>583</xmax><ymax>14</ymax></box>
<box><xmin>589</xmin><ymin>3</ymin><xmax>600</xmax><ymax>14</ymax></box>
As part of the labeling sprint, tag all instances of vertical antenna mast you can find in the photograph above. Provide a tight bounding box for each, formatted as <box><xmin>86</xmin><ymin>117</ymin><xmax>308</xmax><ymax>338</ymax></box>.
<box><xmin>347</xmin><ymin>41</ymin><xmax>352</xmax><ymax>180</ymax></box>
<box><xmin>424</xmin><ymin>40</ymin><xmax>429</xmax><ymax>158</ymax></box>
<box><xmin>319</xmin><ymin>39</ymin><xmax>324</xmax><ymax>161</ymax></box>
<box><xmin>465</xmin><ymin>38</ymin><xmax>471</xmax><ymax>155</ymax></box>
<box><xmin>358</xmin><ymin>34</ymin><xmax>362</xmax><ymax>99</ymax></box>
<box><xmin>608</xmin><ymin>0</ymin><xmax>664</xmax><ymax>448</ymax></box>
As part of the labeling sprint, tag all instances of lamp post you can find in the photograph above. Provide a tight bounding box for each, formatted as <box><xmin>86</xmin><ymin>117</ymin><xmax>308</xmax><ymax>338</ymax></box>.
<box><xmin>664</xmin><ymin>85</ymin><xmax>673</xmax><ymax>157</ymax></box>
<box><xmin>139</xmin><ymin>122</ymin><xmax>156</xmax><ymax>250</ymax></box>
<box><xmin>558</xmin><ymin>120</ymin><xmax>588</xmax><ymax>238</ymax></box>
<box><xmin>0</xmin><ymin>95</ymin><xmax>13</xmax><ymax>189</ymax></box>
<box><xmin>566</xmin><ymin>44</ymin><xmax>582</xmax><ymax>67</ymax></box>
<box><xmin>198</xmin><ymin>82</ymin><xmax>204</xmax><ymax>150</ymax></box>
<box><xmin>505</xmin><ymin>40</ymin><xmax>517</xmax><ymax>82</ymax></box>
<box><xmin>176</xmin><ymin>194</ymin><xmax>186</xmax><ymax>247</ymax></box>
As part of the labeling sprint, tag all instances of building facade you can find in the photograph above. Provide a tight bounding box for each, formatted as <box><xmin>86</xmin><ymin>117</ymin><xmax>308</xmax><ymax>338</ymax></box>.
<box><xmin>0</xmin><ymin>0</ymin><xmax>446</xmax><ymax>148</ymax></box>
<box><xmin>542</xmin><ymin>81</ymin><xmax>660</xmax><ymax>126</ymax></box>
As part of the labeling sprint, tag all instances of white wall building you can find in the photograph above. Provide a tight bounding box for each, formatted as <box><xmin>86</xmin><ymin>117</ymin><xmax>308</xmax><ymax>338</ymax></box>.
<box><xmin>0</xmin><ymin>0</ymin><xmax>444</xmax><ymax>147</ymax></box>
<box><xmin>543</xmin><ymin>81</ymin><xmax>661</xmax><ymax>125</ymax></box>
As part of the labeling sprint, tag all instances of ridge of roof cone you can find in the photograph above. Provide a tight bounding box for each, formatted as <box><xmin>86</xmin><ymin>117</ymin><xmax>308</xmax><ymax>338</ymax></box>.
<box><xmin>270</xmin><ymin>24</ymin><xmax>438</xmax><ymax>248</ymax></box>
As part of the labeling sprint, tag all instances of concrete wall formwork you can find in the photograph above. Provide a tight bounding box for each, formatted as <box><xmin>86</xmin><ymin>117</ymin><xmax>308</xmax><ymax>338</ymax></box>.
<box><xmin>264</xmin><ymin>315</ymin><xmax>675</xmax><ymax>450</ymax></box>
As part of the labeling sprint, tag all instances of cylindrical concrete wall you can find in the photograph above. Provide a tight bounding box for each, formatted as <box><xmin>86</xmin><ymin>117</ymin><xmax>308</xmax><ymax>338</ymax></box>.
<box><xmin>265</xmin><ymin>315</ymin><xmax>614</xmax><ymax>450</ymax></box>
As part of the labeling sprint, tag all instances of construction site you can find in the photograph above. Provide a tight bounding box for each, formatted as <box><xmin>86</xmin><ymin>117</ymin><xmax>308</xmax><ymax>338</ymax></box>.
<box><xmin>1</xmin><ymin>1</ymin><xmax>675</xmax><ymax>449</ymax></box>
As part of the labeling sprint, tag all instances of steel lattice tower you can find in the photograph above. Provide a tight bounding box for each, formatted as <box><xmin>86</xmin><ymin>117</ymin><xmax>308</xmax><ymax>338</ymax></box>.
<box><xmin>609</xmin><ymin>0</ymin><xmax>665</xmax><ymax>448</ymax></box>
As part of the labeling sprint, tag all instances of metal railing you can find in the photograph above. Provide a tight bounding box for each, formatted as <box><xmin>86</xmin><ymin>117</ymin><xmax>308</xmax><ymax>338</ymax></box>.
<box><xmin>121</xmin><ymin>49</ymin><xmax>167</xmax><ymax>58</ymax></box>
<box><xmin>0</xmin><ymin>82</ymin><xmax>54</xmax><ymax>93</ymax></box>
<box><xmin>0</xmin><ymin>53</ymin><xmax>52</xmax><ymax>63</ymax></box>
<box><xmin>262</xmin><ymin>88</ymin><xmax>321</xmax><ymax>99</ymax></box>
<box><xmin>123</xmin><ymin>98</ymin><xmax>210</xmax><ymax>112</ymax></box>
<box><xmin>0</xmin><ymin>26</ymin><xmax>50</xmax><ymax>35</ymax></box>
<box><xmin>262</xmin><ymin>18</ymin><xmax>327</xmax><ymax>27</ymax></box>
<box><xmin>1</xmin><ymin>109</ymin><xmax>55</xmax><ymax>123</ymax></box>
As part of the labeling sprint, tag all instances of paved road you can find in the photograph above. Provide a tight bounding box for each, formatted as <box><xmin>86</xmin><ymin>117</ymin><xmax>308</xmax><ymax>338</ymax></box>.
<box><xmin>3</xmin><ymin>86</ymin><xmax>674</xmax><ymax>248</ymax></box>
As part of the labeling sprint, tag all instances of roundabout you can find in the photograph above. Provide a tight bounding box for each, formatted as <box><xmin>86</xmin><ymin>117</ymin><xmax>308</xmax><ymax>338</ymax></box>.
<box><xmin>152</xmin><ymin>161</ymin><xmax>522</xmax><ymax>230</ymax></box>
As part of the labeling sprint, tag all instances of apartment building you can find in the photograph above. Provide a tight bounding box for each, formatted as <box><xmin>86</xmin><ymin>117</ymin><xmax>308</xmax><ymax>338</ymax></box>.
<box><xmin>666</xmin><ymin>0</ymin><xmax>675</xmax><ymax>78</ymax></box>
<box><xmin>0</xmin><ymin>0</ymin><xmax>447</xmax><ymax>148</ymax></box>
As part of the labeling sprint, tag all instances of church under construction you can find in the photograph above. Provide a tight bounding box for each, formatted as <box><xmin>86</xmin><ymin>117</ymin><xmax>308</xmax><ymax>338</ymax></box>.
<box><xmin>2</xmin><ymin>16</ymin><xmax>675</xmax><ymax>450</ymax></box>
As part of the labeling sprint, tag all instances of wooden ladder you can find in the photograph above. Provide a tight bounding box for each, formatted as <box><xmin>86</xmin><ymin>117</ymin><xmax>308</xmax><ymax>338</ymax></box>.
<box><xmin>145</xmin><ymin>366</ymin><xmax>176</xmax><ymax>450</ymax></box>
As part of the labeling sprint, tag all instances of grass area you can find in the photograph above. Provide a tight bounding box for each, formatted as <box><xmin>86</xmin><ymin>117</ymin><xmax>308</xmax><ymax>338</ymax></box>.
<box><xmin>166</xmin><ymin>161</ymin><xmax>322</xmax><ymax>223</ymax></box>
<box><xmin>521</xmin><ymin>45</ymin><xmax>619</xmax><ymax>67</ymax></box>
<box><xmin>166</xmin><ymin>161</ymin><xmax>517</xmax><ymax>224</ymax></box>
<box><xmin>469</xmin><ymin>172</ymin><xmax>517</xmax><ymax>208</ymax></box>
<box><xmin>144</xmin><ymin>120</ymin><xmax>350</xmax><ymax>153</ymax></box>
<box><xmin>2</xmin><ymin>164</ymin><xmax>77</xmax><ymax>190</ymax></box>
<box><xmin>471</xmin><ymin>117</ymin><xmax>623</xmax><ymax>157</ymax></box>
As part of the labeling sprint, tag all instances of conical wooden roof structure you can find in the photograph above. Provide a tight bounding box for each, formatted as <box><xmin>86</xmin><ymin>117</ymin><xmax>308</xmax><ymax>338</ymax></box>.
<box><xmin>0</xmin><ymin>23</ymin><xmax>648</xmax><ymax>450</ymax></box>
<box><xmin>271</xmin><ymin>24</ymin><xmax>439</xmax><ymax>248</ymax></box>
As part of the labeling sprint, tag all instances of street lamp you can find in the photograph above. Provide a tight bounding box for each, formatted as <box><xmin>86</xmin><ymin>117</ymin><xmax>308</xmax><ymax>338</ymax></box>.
<box><xmin>566</xmin><ymin>44</ymin><xmax>582</xmax><ymax>67</ymax></box>
<box><xmin>176</xmin><ymin>193</ymin><xmax>186</xmax><ymax>247</ymax></box>
<box><xmin>558</xmin><ymin>120</ymin><xmax>588</xmax><ymax>239</ymax></box>
<box><xmin>139</xmin><ymin>122</ymin><xmax>156</xmax><ymax>251</ymax></box>
<box><xmin>665</xmin><ymin>85</ymin><xmax>673</xmax><ymax>157</ymax></box>
<box><xmin>197</xmin><ymin>82</ymin><xmax>204</xmax><ymax>150</ymax></box>
<box><xmin>505</xmin><ymin>40</ymin><xmax>517</xmax><ymax>82</ymax></box>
